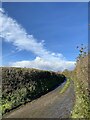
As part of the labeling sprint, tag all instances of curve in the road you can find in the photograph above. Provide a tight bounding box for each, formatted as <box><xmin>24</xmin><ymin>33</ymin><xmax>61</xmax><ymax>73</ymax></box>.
<box><xmin>3</xmin><ymin>80</ymin><xmax>75</xmax><ymax>118</ymax></box>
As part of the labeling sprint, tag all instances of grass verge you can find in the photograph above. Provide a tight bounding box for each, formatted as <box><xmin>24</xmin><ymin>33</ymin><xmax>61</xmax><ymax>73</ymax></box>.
<box><xmin>71</xmin><ymin>78</ymin><xmax>90</xmax><ymax>118</ymax></box>
<box><xmin>60</xmin><ymin>78</ymin><xmax>71</xmax><ymax>94</ymax></box>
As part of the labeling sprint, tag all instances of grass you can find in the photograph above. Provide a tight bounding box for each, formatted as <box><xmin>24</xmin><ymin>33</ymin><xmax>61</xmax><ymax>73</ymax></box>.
<box><xmin>59</xmin><ymin>78</ymin><xmax>71</xmax><ymax>94</ymax></box>
<box><xmin>71</xmin><ymin>78</ymin><xmax>90</xmax><ymax>118</ymax></box>
<box><xmin>59</xmin><ymin>75</ymin><xmax>90</xmax><ymax>118</ymax></box>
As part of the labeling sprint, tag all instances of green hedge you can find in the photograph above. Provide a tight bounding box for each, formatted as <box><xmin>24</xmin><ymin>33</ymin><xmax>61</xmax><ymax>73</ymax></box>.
<box><xmin>1</xmin><ymin>67</ymin><xmax>65</xmax><ymax>114</ymax></box>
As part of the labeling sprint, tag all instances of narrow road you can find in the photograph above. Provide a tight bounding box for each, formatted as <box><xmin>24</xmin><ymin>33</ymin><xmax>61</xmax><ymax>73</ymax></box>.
<box><xmin>3</xmin><ymin>80</ymin><xmax>75</xmax><ymax>118</ymax></box>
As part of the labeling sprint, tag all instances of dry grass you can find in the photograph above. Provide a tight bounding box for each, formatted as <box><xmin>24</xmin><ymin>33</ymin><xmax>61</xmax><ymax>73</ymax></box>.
<box><xmin>62</xmin><ymin>54</ymin><xmax>90</xmax><ymax>118</ymax></box>
<box><xmin>71</xmin><ymin>54</ymin><xmax>90</xmax><ymax>118</ymax></box>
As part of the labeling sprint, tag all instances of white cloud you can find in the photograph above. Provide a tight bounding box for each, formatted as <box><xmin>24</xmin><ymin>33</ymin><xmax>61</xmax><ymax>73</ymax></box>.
<box><xmin>0</xmin><ymin>8</ymin><xmax>76</xmax><ymax>71</ymax></box>
<box><xmin>11</xmin><ymin>57</ymin><xmax>75</xmax><ymax>72</ymax></box>
<box><xmin>0</xmin><ymin>8</ymin><xmax>4</xmax><ymax>13</ymax></box>
<box><xmin>0</xmin><ymin>8</ymin><xmax>48</xmax><ymax>57</ymax></box>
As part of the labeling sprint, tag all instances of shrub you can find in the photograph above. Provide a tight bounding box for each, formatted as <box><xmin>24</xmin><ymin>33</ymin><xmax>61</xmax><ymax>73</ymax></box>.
<box><xmin>1</xmin><ymin>67</ymin><xmax>65</xmax><ymax>115</ymax></box>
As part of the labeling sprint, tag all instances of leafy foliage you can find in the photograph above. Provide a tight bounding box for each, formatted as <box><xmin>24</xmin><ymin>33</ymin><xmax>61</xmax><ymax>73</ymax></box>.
<box><xmin>62</xmin><ymin>44</ymin><xmax>89</xmax><ymax>118</ymax></box>
<box><xmin>76</xmin><ymin>44</ymin><xmax>87</xmax><ymax>62</ymax></box>
<box><xmin>1</xmin><ymin>67</ymin><xmax>65</xmax><ymax>115</ymax></box>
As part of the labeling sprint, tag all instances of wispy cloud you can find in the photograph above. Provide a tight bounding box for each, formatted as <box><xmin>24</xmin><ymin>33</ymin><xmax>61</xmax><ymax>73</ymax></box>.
<box><xmin>0</xmin><ymin>8</ymin><xmax>75</xmax><ymax>71</ymax></box>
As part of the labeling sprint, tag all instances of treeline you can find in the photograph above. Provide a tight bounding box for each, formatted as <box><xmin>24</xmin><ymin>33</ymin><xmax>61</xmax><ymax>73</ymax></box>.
<box><xmin>1</xmin><ymin>67</ymin><xmax>65</xmax><ymax>114</ymax></box>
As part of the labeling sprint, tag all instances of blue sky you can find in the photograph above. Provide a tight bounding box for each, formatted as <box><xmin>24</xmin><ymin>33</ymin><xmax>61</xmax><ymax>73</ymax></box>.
<box><xmin>0</xmin><ymin>2</ymin><xmax>88</xmax><ymax>71</ymax></box>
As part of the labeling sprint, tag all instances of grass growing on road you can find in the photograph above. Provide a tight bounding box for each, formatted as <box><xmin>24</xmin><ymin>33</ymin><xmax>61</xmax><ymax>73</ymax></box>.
<box><xmin>60</xmin><ymin>78</ymin><xmax>70</xmax><ymax>94</ymax></box>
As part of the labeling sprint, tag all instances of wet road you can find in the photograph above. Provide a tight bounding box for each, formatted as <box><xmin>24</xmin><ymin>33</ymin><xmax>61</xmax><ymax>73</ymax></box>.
<box><xmin>3</xmin><ymin>80</ymin><xmax>75</xmax><ymax>118</ymax></box>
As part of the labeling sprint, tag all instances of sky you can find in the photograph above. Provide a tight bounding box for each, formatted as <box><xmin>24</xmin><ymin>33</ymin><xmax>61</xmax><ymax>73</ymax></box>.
<box><xmin>0</xmin><ymin>2</ymin><xmax>88</xmax><ymax>71</ymax></box>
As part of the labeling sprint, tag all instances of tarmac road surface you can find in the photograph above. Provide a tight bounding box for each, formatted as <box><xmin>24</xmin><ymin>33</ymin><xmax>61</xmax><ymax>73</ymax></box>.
<box><xmin>3</xmin><ymin>80</ymin><xmax>75</xmax><ymax>118</ymax></box>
